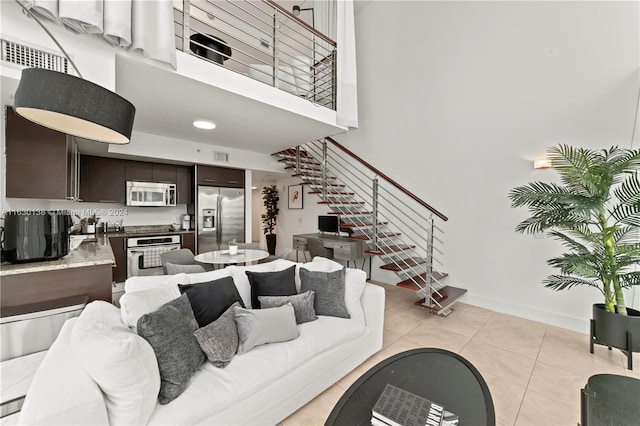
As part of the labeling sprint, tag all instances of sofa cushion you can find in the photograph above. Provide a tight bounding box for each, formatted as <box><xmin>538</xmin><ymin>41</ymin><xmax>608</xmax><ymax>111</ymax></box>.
<box><xmin>245</xmin><ymin>265</ymin><xmax>297</xmax><ymax>309</ymax></box>
<box><xmin>137</xmin><ymin>294</ymin><xmax>205</xmax><ymax>404</ymax></box>
<box><xmin>166</xmin><ymin>263</ymin><xmax>206</xmax><ymax>275</ymax></box>
<box><xmin>183</xmin><ymin>267</ymin><xmax>232</xmax><ymax>284</ymax></box>
<box><xmin>119</xmin><ymin>285</ymin><xmax>180</xmax><ymax>329</ymax></box>
<box><xmin>300</xmin><ymin>267</ymin><xmax>350</xmax><ymax>318</ymax></box>
<box><xmin>19</xmin><ymin>318</ymin><xmax>110</xmax><ymax>425</ymax></box>
<box><xmin>234</xmin><ymin>303</ymin><xmax>299</xmax><ymax>354</ymax></box>
<box><xmin>194</xmin><ymin>302</ymin><xmax>241</xmax><ymax>368</ymax></box>
<box><xmin>70</xmin><ymin>301</ymin><xmax>160</xmax><ymax>426</ymax></box>
<box><xmin>229</xmin><ymin>259</ymin><xmax>298</xmax><ymax>308</ymax></box>
<box><xmin>124</xmin><ymin>273</ymin><xmax>189</xmax><ymax>294</ymax></box>
<box><xmin>307</xmin><ymin>257</ymin><xmax>367</xmax><ymax>325</ymax></box>
<box><xmin>179</xmin><ymin>276</ymin><xmax>244</xmax><ymax>327</ymax></box>
<box><xmin>258</xmin><ymin>291</ymin><xmax>317</xmax><ymax>324</ymax></box>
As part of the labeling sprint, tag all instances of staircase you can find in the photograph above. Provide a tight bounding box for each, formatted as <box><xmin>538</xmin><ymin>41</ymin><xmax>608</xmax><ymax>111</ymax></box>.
<box><xmin>273</xmin><ymin>138</ymin><xmax>467</xmax><ymax>316</ymax></box>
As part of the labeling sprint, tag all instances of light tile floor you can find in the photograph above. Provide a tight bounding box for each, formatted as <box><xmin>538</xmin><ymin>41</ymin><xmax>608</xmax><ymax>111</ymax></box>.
<box><xmin>281</xmin><ymin>282</ymin><xmax>639</xmax><ymax>426</ymax></box>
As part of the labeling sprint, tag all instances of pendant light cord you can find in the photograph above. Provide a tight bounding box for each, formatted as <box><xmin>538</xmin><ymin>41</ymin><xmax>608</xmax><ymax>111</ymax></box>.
<box><xmin>14</xmin><ymin>0</ymin><xmax>83</xmax><ymax>78</ymax></box>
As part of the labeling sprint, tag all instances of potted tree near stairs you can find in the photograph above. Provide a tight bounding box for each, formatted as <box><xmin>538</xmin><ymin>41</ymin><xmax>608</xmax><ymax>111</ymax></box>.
<box><xmin>261</xmin><ymin>185</ymin><xmax>279</xmax><ymax>255</ymax></box>
<box><xmin>509</xmin><ymin>144</ymin><xmax>640</xmax><ymax>370</ymax></box>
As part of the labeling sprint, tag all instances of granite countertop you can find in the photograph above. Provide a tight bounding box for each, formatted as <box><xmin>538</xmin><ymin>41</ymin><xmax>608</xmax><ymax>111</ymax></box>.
<box><xmin>0</xmin><ymin>235</ymin><xmax>115</xmax><ymax>277</ymax></box>
<box><xmin>0</xmin><ymin>225</ymin><xmax>196</xmax><ymax>277</ymax></box>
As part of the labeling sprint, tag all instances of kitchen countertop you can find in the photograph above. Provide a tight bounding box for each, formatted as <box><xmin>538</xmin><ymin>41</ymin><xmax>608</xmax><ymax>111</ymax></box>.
<box><xmin>0</xmin><ymin>235</ymin><xmax>115</xmax><ymax>277</ymax></box>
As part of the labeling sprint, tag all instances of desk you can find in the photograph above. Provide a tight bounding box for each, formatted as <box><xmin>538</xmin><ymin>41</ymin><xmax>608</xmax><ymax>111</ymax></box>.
<box><xmin>194</xmin><ymin>249</ymin><xmax>269</xmax><ymax>265</ymax></box>
<box><xmin>326</xmin><ymin>348</ymin><xmax>495</xmax><ymax>426</ymax></box>
<box><xmin>292</xmin><ymin>233</ymin><xmax>368</xmax><ymax>263</ymax></box>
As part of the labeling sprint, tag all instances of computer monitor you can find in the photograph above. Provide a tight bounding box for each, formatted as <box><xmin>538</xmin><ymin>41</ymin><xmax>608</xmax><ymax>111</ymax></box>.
<box><xmin>318</xmin><ymin>215</ymin><xmax>339</xmax><ymax>233</ymax></box>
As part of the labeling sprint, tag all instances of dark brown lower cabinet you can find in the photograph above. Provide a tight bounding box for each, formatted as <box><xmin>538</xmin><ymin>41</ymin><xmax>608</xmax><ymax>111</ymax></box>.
<box><xmin>182</xmin><ymin>232</ymin><xmax>196</xmax><ymax>253</ymax></box>
<box><xmin>109</xmin><ymin>236</ymin><xmax>127</xmax><ymax>283</ymax></box>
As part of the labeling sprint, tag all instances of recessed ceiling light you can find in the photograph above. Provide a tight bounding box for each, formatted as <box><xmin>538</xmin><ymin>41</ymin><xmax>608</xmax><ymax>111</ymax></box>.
<box><xmin>193</xmin><ymin>120</ymin><xmax>216</xmax><ymax>130</ymax></box>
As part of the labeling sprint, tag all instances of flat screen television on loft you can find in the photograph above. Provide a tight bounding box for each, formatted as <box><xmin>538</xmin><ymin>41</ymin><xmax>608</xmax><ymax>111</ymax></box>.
<box><xmin>318</xmin><ymin>215</ymin><xmax>339</xmax><ymax>233</ymax></box>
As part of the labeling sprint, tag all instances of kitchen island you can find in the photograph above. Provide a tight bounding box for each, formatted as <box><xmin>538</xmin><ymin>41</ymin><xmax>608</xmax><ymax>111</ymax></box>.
<box><xmin>0</xmin><ymin>236</ymin><xmax>115</xmax><ymax>316</ymax></box>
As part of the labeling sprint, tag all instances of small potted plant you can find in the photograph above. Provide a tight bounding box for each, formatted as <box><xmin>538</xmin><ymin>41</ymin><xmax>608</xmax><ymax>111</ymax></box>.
<box><xmin>261</xmin><ymin>185</ymin><xmax>279</xmax><ymax>255</ymax></box>
<box><xmin>228</xmin><ymin>239</ymin><xmax>239</xmax><ymax>255</ymax></box>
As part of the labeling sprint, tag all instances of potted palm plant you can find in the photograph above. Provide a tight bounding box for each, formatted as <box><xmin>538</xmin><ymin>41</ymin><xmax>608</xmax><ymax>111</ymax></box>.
<box><xmin>261</xmin><ymin>185</ymin><xmax>279</xmax><ymax>255</ymax></box>
<box><xmin>509</xmin><ymin>144</ymin><xmax>640</xmax><ymax>369</ymax></box>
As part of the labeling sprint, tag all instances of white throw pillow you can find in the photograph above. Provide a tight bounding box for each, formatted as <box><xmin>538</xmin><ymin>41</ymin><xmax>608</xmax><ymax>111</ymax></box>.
<box><xmin>124</xmin><ymin>272</ymin><xmax>189</xmax><ymax>293</ymax></box>
<box><xmin>71</xmin><ymin>302</ymin><xmax>160</xmax><ymax>426</ymax></box>
<box><xmin>229</xmin><ymin>259</ymin><xmax>298</xmax><ymax>308</ymax></box>
<box><xmin>19</xmin><ymin>318</ymin><xmax>110</xmax><ymax>425</ymax></box>
<box><xmin>302</xmin><ymin>258</ymin><xmax>367</xmax><ymax>325</ymax></box>
<box><xmin>234</xmin><ymin>303</ymin><xmax>299</xmax><ymax>354</ymax></box>
<box><xmin>120</xmin><ymin>285</ymin><xmax>180</xmax><ymax>329</ymax></box>
<box><xmin>186</xmin><ymin>267</ymin><xmax>232</xmax><ymax>284</ymax></box>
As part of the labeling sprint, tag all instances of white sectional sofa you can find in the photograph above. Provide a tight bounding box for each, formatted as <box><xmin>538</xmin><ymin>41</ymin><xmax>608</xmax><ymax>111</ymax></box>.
<box><xmin>17</xmin><ymin>258</ymin><xmax>385</xmax><ymax>425</ymax></box>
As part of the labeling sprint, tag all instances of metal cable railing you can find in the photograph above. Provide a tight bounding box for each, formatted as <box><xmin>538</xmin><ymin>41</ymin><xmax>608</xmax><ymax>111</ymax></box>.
<box><xmin>173</xmin><ymin>0</ymin><xmax>336</xmax><ymax>110</ymax></box>
<box><xmin>285</xmin><ymin>139</ymin><xmax>449</xmax><ymax>307</ymax></box>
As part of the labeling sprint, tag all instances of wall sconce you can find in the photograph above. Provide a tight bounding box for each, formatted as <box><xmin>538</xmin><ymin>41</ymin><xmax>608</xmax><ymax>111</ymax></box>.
<box><xmin>292</xmin><ymin>5</ymin><xmax>315</xmax><ymax>28</ymax></box>
<box><xmin>533</xmin><ymin>158</ymin><xmax>552</xmax><ymax>169</ymax></box>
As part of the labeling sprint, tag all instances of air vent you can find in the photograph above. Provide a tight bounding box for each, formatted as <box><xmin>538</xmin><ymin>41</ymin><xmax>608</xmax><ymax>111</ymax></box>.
<box><xmin>259</xmin><ymin>38</ymin><xmax>270</xmax><ymax>49</ymax></box>
<box><xmin>1</xmin><ymin>38</ymin><xmax>70</xmax><ymax>73</ymax></box>
<box><xmin>214</xmin><ymin>151</ymin><xmax>229</xmax><ymax>162</ymax></box>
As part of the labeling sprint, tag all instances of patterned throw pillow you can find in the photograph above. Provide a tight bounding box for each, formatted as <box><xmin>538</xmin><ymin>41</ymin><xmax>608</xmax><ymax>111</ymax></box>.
<box><xmin>258</xmin><ymin>291</ymin><xmax>317</xmax><ymax>324</ymax></box>
<box><xmin>194</xmin><ymin>302</ymin><xmax>240</xmax><ymax>368</ymax></box>
<box><xmin>299</xmin><ymin>267</ymin><xmax>350</xmax><ymax>318</ymax></box>
<box><xmin>137</xmin><ymin>294</ymin><xmax>205</xmax><ymax>404</ymax></box>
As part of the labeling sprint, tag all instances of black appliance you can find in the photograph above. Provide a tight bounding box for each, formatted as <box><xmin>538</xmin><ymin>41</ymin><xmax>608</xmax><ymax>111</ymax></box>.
<box><xmin>189</xmin><ymin>33</ymin><xmax>232</xmax><ymax>65</ymax></box>
<box><xmin>3</xmin><ymin>211</ymin><xmax>72</xmax><ymax>263</ymax></box>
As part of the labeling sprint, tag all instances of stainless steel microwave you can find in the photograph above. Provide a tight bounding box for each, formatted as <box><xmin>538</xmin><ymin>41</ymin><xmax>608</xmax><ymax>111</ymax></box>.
<box><xmin>126</xmin><ymin>181</ymin><xmax>176</xmax><ymax>207</ymax></box>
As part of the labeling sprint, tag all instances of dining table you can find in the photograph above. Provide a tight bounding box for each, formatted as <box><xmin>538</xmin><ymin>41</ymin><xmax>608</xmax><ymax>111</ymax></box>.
<box><xmin>194</xmin><ymin>249</ymin><xmax>270</xmax><ymax>265</ymax></box>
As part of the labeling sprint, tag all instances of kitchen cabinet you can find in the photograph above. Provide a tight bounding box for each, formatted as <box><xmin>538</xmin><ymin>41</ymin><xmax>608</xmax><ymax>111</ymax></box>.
<box><xmin>176</xmin><ymin>166</ymin><xmax>193</xmax><ymax>204</ymax></box>
<box><xmin>181</xmin><ymin>232</ymin><xmax>196</xmax><ymax>253</ymax></box>
<box><xmin>109</xmin><ymin>236</ymin><xmax>127</xmax><ymax>283</ymax></box>
<box><xmin>125</xmin><ymin>161</ymin><xmax>153</xmax><ymax>182</ymax></box>
<box><xmin>5</xmin><ymin>107</ymin><xmax>69</xmax><ymax>199</ymax></box>
<box><xmin>80</xmin><ymin>155</ymin><xmax>126</xmax><ymax>203</ymax></box>
<box><xmin>152</xmin><ymin>163</ymin><xmax>177</xmax><ymax>183</ymax></box>
<box><xmin>197</xmin><ymin>165</ymin><xmax>244</xmax><ymax>188</ymax></box>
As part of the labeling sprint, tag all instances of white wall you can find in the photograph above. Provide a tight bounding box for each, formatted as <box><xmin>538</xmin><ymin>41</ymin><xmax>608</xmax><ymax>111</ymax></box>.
<box><xmin>337</xmin><ymin>1</ymin><xmax>640</xmax><ymax>333</ymax></box>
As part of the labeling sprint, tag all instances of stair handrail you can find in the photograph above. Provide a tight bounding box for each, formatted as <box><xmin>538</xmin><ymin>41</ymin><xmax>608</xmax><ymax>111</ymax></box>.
<box><xmin>326</xmin><ymin>137</ymin><xmax>448</xmax><ymax>222</ymax></box>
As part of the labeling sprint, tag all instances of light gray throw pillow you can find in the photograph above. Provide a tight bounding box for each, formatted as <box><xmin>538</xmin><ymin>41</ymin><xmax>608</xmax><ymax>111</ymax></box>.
<box><xmin>194</xmin><ymin>302</ymin><xmax>240</xmax><ymax>368</ymax></box>
<box><xmin>299</xmin><ymin>267</ymin><xmax>350</xmax><ymax>318</ymax></box>
<box><xmin>137</xmin><ymin>294</ymin><xmax>205</xmax><ymax>404</ymax></box>
<box><xmin>234</xmin><ymin>303</ymin><xmax>299</xmax><ymax>354</ymax></box>
<box><xmin>258</xmin><ymin>291</ymin><xmax>317</xmax><ymax>324</ymax></box>
<box><xmin>166</xmin><ymin>263</ymin><xmax>206</xmax><ymax>275</ymax></box>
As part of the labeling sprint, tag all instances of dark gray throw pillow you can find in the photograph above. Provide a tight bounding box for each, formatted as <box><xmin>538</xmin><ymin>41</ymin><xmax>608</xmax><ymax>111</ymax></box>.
<box><xmin>194</xmin><ymin>302</ymin><xmax>240</xmax><ymax>368</ymax></box>
<box><xmin>245</xmin><ymin>265</ymin><xmax>297</xmax><ymax>308</ymax></box>
<box><xmin>137</xmin><ymin>294</ymin><xmax>205</xmax><ymax>404</ymax></box>
<box><xmin>258</xmin><ymin>291</ymin><xmax>317</xmax><ymax>324</ymax></box>
<box><xmin>299</xmin><ymin>267</ymin><xmax>350</xmax><ymax>318</ymax></box>
<box><xmin>178</xmin><ymin>276</ymin><xmax>244</xmax><ymax>327</ymax></box>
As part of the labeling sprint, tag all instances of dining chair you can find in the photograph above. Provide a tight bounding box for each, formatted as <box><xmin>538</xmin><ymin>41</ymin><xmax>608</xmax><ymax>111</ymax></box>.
<box><xmin>160</xmin><ymin>248</ymin><xmax>213</xmax><ymax>274</ymax></box>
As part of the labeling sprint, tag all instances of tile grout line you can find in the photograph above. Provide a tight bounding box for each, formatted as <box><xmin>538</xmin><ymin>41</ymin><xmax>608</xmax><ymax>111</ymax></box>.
<box><xmin>512</xmin><ymin>325</ymin><xmax>549</xmax><ymax>425</ymax></box>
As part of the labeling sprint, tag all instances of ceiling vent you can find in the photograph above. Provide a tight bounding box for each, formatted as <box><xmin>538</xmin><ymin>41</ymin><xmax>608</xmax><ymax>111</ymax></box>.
<box><xmin>1</xmin><ymin>38</ymin><xmax>70</xmax><ymax>74</ymax></box>
<box><xmin>213</xmin><ymin>151</ymin><xmax>229</xmax><ymax>162</ymax></box>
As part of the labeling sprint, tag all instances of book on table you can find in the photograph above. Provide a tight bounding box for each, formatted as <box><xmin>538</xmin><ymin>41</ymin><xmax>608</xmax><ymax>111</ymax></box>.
<box><xmin>370</xmin><ymin>384</ymin><xmax>458</xmax><ymax>426</ymax></box>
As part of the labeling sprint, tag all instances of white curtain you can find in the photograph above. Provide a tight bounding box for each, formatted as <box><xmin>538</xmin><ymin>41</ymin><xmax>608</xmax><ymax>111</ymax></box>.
<box><xmin>24</xmin><ymin>0</ymin><xmax>176</xmax><ymax>69</ymax></box>
<box><xmin>336</xmin><ymin>0</ymin><xmax>358</xmax><ymax>128</ymax></box>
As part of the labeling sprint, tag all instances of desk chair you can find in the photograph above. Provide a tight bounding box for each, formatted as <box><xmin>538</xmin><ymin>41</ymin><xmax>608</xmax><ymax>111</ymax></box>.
<box><xmin>307</xmin><ymin>237</ymin><xmax>333</xmax><ymax>261</ymax></box>
<box><xmin>160</xmin><ymin>248</ymin><xmax>214</xmax><ymax>274</ymax></box>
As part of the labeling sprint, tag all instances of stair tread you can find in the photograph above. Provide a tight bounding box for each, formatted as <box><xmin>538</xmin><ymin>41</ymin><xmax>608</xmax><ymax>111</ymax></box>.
<box><xmin>278</xmin><ymin>158</ymin><xmax>321</xmax><ymax>166</ymax></box>
<box><xmin>350</xmin><ymin>232</ymin><xmax>400</xmax><ymax>241</ymax></box>
<box><xmin>366</xmin><ymin>244</ymin><xmax>415</xmax><ymax>255</ymax></box>
<box><xmin>328</xmin><ymin>211</ymin><xmax>372</xmax><ymax>215</ymax></box>
<box><xmin>340</xmin><ymin>221</ymin><xmax>388</xmax><ymax>228</ymax></box>
<box><xmin>413</xmin><ymin>286</ymin><xmax>467</xmax><ymax>313</ymax></box>
<box><xmin>318</xmin><ymin>201</ymin><xmax>364</xmax><ymax>205</ymax></box>
<box><xmin>308</xmin><ymin>191</ymin><xmax>355</xmax><ymax>196</ymax></box>
<box><xmin>380</xmin><ymin>257</ymin><xmax>427</xmax><ymax>271</ymax></box>
<box><xmin>274</xmin><ymin>148</ymin><xmax>314</xmax><ymax>157</ymax></box>
<box><xmin>285</xmin><ymin>165</ymin><xmax>323</xmax><ymax>172</ymax></box>
<box><xmin>396</xmin><ymin>272</ymin><xmax>449</xmax><ymax>288</ymax></box>
<box><xmin>292</xmin><ymin>174</ymin><xmax>337</xmax><ymax>180</ymax></box>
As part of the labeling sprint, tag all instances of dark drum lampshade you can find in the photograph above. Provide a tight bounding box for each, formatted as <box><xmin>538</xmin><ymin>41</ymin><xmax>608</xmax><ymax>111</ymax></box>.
<box><xmin>13</xmin><ymin>68</ymin><xmax>136</xmax><ymax>144</ymax></box>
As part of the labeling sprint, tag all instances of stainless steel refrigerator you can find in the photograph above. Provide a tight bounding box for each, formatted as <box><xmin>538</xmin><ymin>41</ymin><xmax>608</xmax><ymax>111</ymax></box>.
<box><xmin>197</xmin><ymin>186</ymin><xmax>245</xmax><ymax>253</ymax></box>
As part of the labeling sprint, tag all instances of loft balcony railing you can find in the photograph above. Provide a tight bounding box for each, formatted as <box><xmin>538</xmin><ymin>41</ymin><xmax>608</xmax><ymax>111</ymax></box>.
<box><xmin>173</xmin><ymin>0</ymin><xmax>337</xmax><ymax>110</ymax></box>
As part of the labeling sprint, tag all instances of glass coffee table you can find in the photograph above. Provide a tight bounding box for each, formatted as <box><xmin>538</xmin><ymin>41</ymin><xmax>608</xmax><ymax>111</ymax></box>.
<box><xmin>325</xmin><ymin>348</ymin><xmax>495</xmax><ymax>426</ymax></box>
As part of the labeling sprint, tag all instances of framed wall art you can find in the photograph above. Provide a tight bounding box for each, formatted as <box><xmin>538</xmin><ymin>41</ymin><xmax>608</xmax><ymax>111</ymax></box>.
<box><xmin>288</xmin><ymin>184</ymin><xmax>303</xmax><ymax>209</ymax></box>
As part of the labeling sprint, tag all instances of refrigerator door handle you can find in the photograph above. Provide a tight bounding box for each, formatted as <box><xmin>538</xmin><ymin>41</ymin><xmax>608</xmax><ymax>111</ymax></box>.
<box><xmin>217</xmin><ymin>194</ymin><xmax>222</xmax><ymax>247</ymax></box>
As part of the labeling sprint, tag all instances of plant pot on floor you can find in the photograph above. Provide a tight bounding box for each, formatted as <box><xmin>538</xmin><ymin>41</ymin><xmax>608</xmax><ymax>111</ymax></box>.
<box><xmin>591</xmin><ymin>304</ymin><xmax>640</xmax><ymax>370</ymax></box>
<box><xmin>266</xmin><ymin>234</ymin><xmax>276</xmax><ymax>255</ymax></box>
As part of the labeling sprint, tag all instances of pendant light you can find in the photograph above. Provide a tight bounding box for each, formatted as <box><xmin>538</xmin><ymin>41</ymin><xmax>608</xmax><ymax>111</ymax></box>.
<box><xmin>12</xmin><ymin>0</ymin><xmax>136</xmax><ymax>144</ymax></box>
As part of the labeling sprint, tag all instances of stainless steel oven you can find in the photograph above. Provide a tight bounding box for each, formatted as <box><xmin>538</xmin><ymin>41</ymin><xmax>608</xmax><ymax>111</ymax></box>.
<box><xmin>126</xmin><ymin>235</ymin><xmax>181</xmax><ymax>277</ymax></box>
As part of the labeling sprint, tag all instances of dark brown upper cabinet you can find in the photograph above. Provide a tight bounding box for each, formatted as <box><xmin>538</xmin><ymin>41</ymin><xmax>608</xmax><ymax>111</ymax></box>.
<box><xmin>197</xmin><ymin>165</ymin><xmax>244</xmax><ymax>188</ymax></box>
<box><xmin>152</xmin><ymin>163</ymin><xmax>177</xmax><ymax>184</ymax></box>
<box><xmin>80</xmin><ymin>155</ymin><xmax>126</xmax><ymax>203</ymax></box>
<box><xmin>125</xmin><ymin>161</ymin><xmax>153</xmax><ymax>182</ymax></box>
<box><xmin>5</xmin><ymin>107</ymin><xmax>69</xmax><ymax>200</ymax></box>
<box><xmin>176</xmin><ymin>165</ymin><xmax>193</xmax><ymax>204</ymax></box>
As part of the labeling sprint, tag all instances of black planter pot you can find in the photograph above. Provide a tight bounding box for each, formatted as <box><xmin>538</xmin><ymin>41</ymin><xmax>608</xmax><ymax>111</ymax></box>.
<box><xmin>265</xmin><ymin>234</ymin><xmax>277</xmax><ymax>255</ymax></box>
<box><xmin>591</xmin><ymin>304</ymin><xmax>640</xmax><ymax>370</ymax></box>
